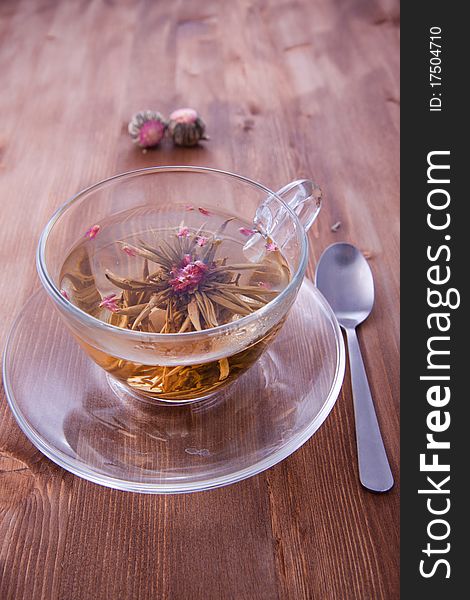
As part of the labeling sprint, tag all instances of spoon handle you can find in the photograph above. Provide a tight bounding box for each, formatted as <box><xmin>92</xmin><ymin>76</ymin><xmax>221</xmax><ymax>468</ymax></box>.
<box><xmin>344</xmin><ymin>327</ymin><xmax>394</xmax><ymax>492</ymax></box>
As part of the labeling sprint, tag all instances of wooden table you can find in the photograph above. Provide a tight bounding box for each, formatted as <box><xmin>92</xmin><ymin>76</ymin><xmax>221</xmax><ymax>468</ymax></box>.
<box><xmin>0</xmin><ymin>1</ymin><xmax>399</xmax><ymax>598</ymax></box>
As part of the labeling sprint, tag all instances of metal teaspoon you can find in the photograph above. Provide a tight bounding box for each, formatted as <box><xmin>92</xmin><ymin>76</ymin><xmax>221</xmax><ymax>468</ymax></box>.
<box><xmin>315</xmin><ymin>242</ymin><xmax>394</xmax><ymax>492</ymax></box>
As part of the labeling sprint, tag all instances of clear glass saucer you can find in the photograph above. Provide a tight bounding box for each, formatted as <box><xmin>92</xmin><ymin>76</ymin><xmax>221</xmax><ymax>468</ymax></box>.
<box><xmin>2</xmin><ymin>279</ymin><xmax>345</xmax><ymax>494</ymax></box>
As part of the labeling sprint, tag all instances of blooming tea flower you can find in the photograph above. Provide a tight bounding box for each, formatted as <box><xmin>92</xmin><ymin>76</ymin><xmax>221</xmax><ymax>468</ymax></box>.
<box><xmin>102</xmin><ymin>219</ymin><xmax>280</xmax><ymax>336</ymax></box>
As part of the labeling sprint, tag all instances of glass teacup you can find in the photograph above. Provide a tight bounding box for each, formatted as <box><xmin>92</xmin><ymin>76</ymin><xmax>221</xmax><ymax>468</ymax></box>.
<box><xmin>37</xmin><ymin>166</ymin><xmax>322</xmax><ymax>403</ymax></box>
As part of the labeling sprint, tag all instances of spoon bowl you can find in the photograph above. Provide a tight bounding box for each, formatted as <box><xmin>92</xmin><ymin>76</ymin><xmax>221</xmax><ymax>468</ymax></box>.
<box><xmin>315</xmin><ymin>243</ymin><xmax>374</xmax><ymax>328</ymax></box>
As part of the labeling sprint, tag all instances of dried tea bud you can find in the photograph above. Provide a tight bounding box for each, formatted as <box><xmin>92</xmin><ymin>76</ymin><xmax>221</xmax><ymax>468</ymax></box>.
<box><xmin>168</xmin><ymin>108</ymin><xmax>208</xmax><ymax>147</ymax></box>
<box><xmin>128</xmin><ymin>110</ymin><xmax>167</xmax><ymax>148</ymax></box>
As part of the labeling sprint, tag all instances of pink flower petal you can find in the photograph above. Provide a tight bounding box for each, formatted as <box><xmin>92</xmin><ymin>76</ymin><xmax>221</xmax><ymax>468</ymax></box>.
<box><xmin>121</xmin><ymin>245</ymin><xmax>137</xmax><ymax>257</ymax></box>
<box><xmin>169</xmin><ymin>258</ymin><xmax>208</xmax><ymax>293</ymax></box>
<box><xmin>239</xmin><ymin>227</ymin><xmax>256</xmax><ymax>237</ymax></box>
<box><xmin>198</xmin><ymin>207</ymin><xmax>210</xmax><ymax>216</ymax></box>
<box><xmin>99</xmin><ymin>294</ymin><xmax>120</xmax><ymax>312</ymax></box>
<box><xmin>85</xmin><ymin>224</ymin><xmax>101</xmax><ymax>239</ymax></box>
<box><xmin>265</xmin><ymin>241</ymin><xmax>279</xmax><ymax>252</ymax></box>
<box><xmin>60</xmin><ymin>289</ymin><xmax>70</xmax><ymax>300</ymax></box>
<box><xmin>196</xmin><ymin>236</ymin><xmax>209</xmax><ymax>247</ymax></box>
<box><xmin>170</xmin><ymin>108</ymin><xmax>198</xmax><ymax>124</ymax></box>
<box><xmin>177</xmin><ymin>226</ymin><xmax>191</xmax><ymax>238</ymax></box>
<box><xmin>138</xmin><ymin>119</ymin><xmax>165</xmax><ymax>148</ymax></box>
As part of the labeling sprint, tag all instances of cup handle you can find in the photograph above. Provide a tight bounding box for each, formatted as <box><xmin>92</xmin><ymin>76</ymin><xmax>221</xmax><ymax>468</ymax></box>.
<box><xmin>253</xmin><ymin>179</ymin><xmax>322</xmax><ymax>237</ymax></box>
<box><xmin>275</xmin><ymin>179</ymin><xmax>322</xmax><ymax>232</ymax></box>
<box><xmin>244</xmin><ymin>179</ymin><xmax>322</xmax><ymax>260</ymax></box>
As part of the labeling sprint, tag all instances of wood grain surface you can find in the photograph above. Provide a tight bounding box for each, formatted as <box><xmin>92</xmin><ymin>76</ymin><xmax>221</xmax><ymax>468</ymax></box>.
<box><xmin>0</xmin><ymin>0</ymin><xmax>400</xmax><ymax>599</ymax></box>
